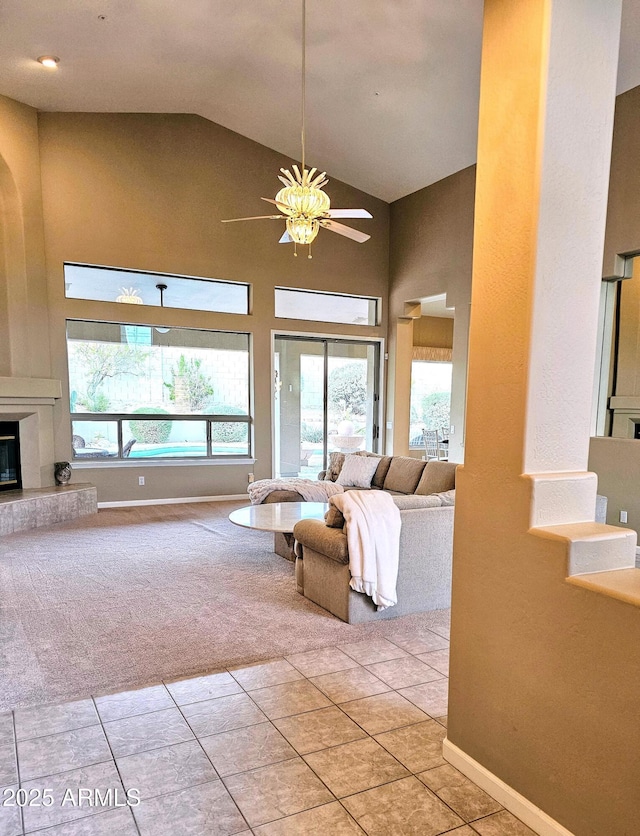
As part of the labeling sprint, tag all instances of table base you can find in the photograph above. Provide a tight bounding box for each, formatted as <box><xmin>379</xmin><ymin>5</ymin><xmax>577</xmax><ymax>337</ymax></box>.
<box><xmin>274</xmin><ymin>532</ymin><xmax>296</xmax><ymax>562</ymax></box>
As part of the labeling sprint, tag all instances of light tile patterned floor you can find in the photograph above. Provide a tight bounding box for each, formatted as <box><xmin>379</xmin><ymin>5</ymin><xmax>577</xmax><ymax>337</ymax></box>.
<box><xmin>0</xmin><ymin>629</ymin><xmax>536</xmax><ymax>836</ymax></box>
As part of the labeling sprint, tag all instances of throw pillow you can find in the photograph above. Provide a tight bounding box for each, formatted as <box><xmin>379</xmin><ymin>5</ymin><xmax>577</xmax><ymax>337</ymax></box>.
<box><xmin>325</xmin><ymin>506</ymin><xmax>346</xmax><ymax>528</ymax></box>
<box><xmin>336</xmin><ymin>453</ymin><xmax>380</xmax><ymax>488</ymax></box>
<box><xmin>371</xmin><ymin>455</ymin><xmax>393</xmax><ymax>489</ymax></box>
<box><xmin>351</xmin><ymin>451</ymin><xmax>392</xmax><ymax>489</ymax></box>
<box><xmin>415</xmin><ymin>460</ymin><xmax>457</xmax><ymax>495</ymax></box>
<box><xmin>382</xmin><ymin>456</ymin><xmax>426</xmax><ymax>494</ymax></box>
<box><xmin>326</xmin><ymin>451</ymin><xmax>346</xmax><ymax>481</ymax></box>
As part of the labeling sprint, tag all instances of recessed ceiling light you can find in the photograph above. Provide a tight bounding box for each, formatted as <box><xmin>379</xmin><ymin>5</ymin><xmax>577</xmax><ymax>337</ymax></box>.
<box><xmin>37</xmin><ymin>56</ymin><xmax>60</xmax><ymax>69</ymax></box>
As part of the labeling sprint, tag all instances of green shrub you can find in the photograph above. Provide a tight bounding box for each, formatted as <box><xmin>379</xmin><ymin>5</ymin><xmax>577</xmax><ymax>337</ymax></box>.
<box><xmin>129</xmin><ymin>407</ymin><xmax>172</xmax><ymax>444</ymax></box>
<box><xmin>328</xmin><ymin>363</ymin><xmax>367</xmax><ymax>417</ymax></box>
<box><xmin>301</xmin><ymin>422</ymin><xmax>323</xmax><ymax>443</ymax></box>
<box><xmin>210</xmin><ymin>403</ymin><xmax>247</xmax><ymax>444</ymax></box>
<box><xmin>165</xmin><ymin>355</ymin><xmax>214</xmax><ymax>412</ymax></box>
<box><xmin>421</xmin><ymin>392</ymin><xmax>451</xmax><ymax>432</ymax></box>
<box><xmin>77</xmin><ymin>391</ymin><xmax>111</xmax><ymax>413</ymax></box>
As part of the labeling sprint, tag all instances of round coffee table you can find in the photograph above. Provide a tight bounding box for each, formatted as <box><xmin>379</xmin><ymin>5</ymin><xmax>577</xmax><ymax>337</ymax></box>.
<box><xmin>229</xmin><ymin>502</ymin><xmax>329</xmax><ymax>561</ymax></box>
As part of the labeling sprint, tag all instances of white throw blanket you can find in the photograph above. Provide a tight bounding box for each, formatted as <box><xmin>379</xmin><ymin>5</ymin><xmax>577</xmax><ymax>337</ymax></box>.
<box><xmin>247</xmin><ymin>478</ymin><xmax>345</xmax><ymax>505</ymax></box>
<box><xmin>330</xmin><ymin>490</ymin><xmax>402</xmax><ymax>611</ymax></box>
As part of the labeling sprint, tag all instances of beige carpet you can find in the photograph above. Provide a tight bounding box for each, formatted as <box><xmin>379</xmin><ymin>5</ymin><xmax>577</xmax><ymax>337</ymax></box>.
<box><xmin>0</xmin><ymin>501</ymin><xmax>450</xmax><ymax>710</ymax></box>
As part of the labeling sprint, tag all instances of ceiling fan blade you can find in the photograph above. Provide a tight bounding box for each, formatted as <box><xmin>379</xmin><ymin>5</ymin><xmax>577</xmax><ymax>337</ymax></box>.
<box><xmin>320</xmin><ymin>219</ymin><xmax>371</xmax><ymax>243</ymax></box>
<box><xmin>221</xmin><ymin>215</ymin><xmax>283</xmax><ymax>223</ymax></box>
<box><xmin>279</xmin><ymin>230</ymin><xmax>293</xmax><ymax>243</ymax></box>
<box><xmin>326</xmin><ymin>209</ymin><xmax>373</xmax><ymax>219</ymax></box>
<box><xmin>261</xmin><ymin>197</ymin><xmax>290</xmax><ymax>212</ymax></box>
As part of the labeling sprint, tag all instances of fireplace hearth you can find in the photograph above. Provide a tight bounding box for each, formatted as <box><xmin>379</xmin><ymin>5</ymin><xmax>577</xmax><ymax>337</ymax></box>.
<box><xmin>0</xmin><ymin>422</ymin><xmax>21</xmax><ymax>492</ymax></box>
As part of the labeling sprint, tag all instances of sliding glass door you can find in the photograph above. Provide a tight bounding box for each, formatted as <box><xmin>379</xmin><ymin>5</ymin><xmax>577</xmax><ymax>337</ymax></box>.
<box><xmin>274</xmin><ymin>336</ymin><xmax>381</xmax><ymax>478</ymax></box>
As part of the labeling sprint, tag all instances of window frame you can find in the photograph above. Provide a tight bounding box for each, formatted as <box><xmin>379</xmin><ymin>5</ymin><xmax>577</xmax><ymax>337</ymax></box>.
<box><xmin>67</xmin><ymin>319</ymin><xmax>253</xmax><ymax>463</ymax></box>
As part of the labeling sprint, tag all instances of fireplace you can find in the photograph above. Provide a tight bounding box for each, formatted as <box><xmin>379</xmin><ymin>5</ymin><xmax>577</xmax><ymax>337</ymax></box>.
<box><xmin>0</xmin><ymin>422</ymin><xmax>21</xmax><ymax>492</ymax></box>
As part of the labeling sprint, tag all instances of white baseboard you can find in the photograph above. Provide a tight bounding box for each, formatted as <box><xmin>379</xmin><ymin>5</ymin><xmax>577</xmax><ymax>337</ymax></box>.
<box><xmin>98</xmin><ymin>494</ymin><xmax>247</xmax><ymax>508</ymax></box>
<box><xmin>443</xmin><ymin>739</ymin><xmax>574</xmax><ymax>836</ymax></box>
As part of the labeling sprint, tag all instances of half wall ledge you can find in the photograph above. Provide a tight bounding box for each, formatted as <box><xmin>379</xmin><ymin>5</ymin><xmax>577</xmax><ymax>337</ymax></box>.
<box><xmin>0</xmin><ymin>484</ymin><xmax>97</xmax><ymax>536</ymax></box>
<box><xmin>532</xmin><ymin>521</ymin><xmax>640</xmax><ymax>607</ymax></box>
<box><xmin>566</xmin><ymin>569</ymin><xmax>640</xmax><ymax>608</ymax></box>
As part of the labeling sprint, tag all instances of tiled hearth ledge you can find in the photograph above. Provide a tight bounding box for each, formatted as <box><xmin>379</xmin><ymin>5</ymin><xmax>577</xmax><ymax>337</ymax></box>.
<box><xmin>0</xmin><ymin>483</ymin><xmax>97</xmax><ymax>536</ymax></box>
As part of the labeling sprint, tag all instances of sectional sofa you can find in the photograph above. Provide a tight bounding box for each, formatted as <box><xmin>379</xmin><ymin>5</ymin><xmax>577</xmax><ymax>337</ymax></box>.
<box><xmin>263</xmin><ymin>452</ymin><xmax>458</xmax><ymax>623</ymax></box>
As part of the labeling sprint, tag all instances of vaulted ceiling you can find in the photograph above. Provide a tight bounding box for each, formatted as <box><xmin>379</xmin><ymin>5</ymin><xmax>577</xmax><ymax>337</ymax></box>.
<box><xmin>2</xmin><ymin>0</ymin><xmax>640</xmax><ymax>202</ymax></box>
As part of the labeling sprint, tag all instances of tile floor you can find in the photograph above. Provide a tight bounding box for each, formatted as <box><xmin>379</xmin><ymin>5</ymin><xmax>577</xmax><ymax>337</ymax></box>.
<box><xmin>0</xmin><ymin>629</ymin><xmax>536</xmax><ymax>836</ymax></box>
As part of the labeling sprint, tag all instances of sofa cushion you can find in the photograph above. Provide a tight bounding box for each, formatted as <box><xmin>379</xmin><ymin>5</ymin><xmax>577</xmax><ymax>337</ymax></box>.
<box><xmin>371</xmin><ymin>455</ymin><xmax>393</xmax><ymax>489</ymax></box>
<box><xmin>383</xmin><ymin>456</ymin><xmax>426</xmax><ymax>494</ymax></box>
<box><xmin>336</xmin><ymin>453</ymin><xmax>380</xmax><ymax>488</ymax></box>
<box><xmin>437</xmin><ymin>489</ymin><xmax>456</xmax><ymax>506</ymax></box>
<box><xmin>326</xmin><ymin>451</ymin><xmax>345</xmax><ymax>481</ymax></box>
<box><xmin>415</xmin><ymin>461</ymin><xmax>457</xmax><ymax>495</ymax></box>
<box><xmin>392</xmin><ymin>494</ymin><xmax>444</xmax><ymax>510</ymax></box>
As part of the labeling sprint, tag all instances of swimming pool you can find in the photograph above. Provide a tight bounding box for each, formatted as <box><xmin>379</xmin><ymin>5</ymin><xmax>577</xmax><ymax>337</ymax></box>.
<box><xmin>130</xmin><ymin>445</ymin><xmax>247</xmax><ymax>458</ymax></box>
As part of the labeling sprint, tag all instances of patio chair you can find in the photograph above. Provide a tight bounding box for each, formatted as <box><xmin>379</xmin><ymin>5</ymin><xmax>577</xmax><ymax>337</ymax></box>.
<box><xmin>122</xmin><ymin>438</ymin><xmax>136</xmax><ymax>458</ymax></box>
<box><xmin>423</xmin><ymin>428</ymin><xmax>448</xmax><ymax>461</ymax></box>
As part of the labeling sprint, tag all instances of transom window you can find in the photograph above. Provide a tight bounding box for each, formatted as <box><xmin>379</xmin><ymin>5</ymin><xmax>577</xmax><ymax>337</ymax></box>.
<box><xmin>67</xmin><ymin>320</ymin><xmax>251</xmax><ymax>460</ymax></box>
<box><xmin>64</xmin><ymin>263</ymin><xmax>250</xmax><ymax>315</ymax></box>
<box><xmin>274</xmin><ymin>287</ymin><xmax>380</xmax><ymax>326</ymax></box>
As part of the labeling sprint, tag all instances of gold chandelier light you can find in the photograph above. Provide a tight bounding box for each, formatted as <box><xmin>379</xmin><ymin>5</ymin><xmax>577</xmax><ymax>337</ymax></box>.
<box><xmin>276</xmin><ymin>0</ymin><xmax>328</xmax><ymax>251</ymax></box>
<box><xmin>222</xmin><ymin>0</ymin><xmax>372</xmax><ymax>257</ymax></box>
<box><xmin>115</xmin><ymin>287</ymin><xmax>143</xmax><ymax>304</ymax></box>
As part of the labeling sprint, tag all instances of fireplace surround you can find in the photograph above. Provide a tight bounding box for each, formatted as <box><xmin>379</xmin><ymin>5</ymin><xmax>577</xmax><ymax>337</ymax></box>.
<box><xmin>0</xmin><ymin>421</ymin><xmax>21</xmax><ymax>492</ymax></box>
<box><xmin>0</xmin><ymin>377</ymin><xmax>98</xmax><ymax>534</ymax></box>
<box><xmin>0</xmin><ymin>376</ymin><xmax>62</xmax><ymax>488</ymax></box>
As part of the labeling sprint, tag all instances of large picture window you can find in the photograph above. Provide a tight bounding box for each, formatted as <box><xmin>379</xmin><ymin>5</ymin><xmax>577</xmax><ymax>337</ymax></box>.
<box><xmin>67</xmin><ymin>321</ymin><xmax>251</xmax><ymax>460</ymax></box>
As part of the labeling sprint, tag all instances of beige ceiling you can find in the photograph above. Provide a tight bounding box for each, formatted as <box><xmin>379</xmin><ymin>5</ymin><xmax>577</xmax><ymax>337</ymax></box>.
<box><xmin>1</xmin><ymin>0</ymin><xmax>640</xmax><ymax>202</ymax></box>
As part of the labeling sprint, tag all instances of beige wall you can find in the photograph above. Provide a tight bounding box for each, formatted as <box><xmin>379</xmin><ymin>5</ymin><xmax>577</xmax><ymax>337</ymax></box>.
<box><xmin>0</xmin><ymin>95</ymin><xmax>50</xmax><ymax>380</ymax></box>
<box><xmin>0</xmin><ymin>96</ymin><xmax>59</xmax><ymax>486</ymax></box>
<box><xmin>388</xmin><ymin>166</ymin><xmax>475</xmax><ymax>460</ymax></box>
<box><xmin>589</xmin><ymin>436</ymin><xmax>640</xmax><ymax>531</ymax></box>
<box><xmin>604</xmin><ymin>84</ymin><xmax>640</xmax><ymax>278</ymax></box>
<box><xmin>4</xmin><ymin>110</ymin><xmax>390</xmax><ymax>502</ymax></box>
<box><xmin>412</xmin><ymin>315</ymin><xmax>453</xmax><ymax>349</ymax></box>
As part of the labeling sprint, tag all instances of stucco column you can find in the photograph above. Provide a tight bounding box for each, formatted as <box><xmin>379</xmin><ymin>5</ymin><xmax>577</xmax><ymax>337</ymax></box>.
<box><xmin>447</xmin><ymin>2</ymin><xmax>640</xmax><ymax>834</ymax></box>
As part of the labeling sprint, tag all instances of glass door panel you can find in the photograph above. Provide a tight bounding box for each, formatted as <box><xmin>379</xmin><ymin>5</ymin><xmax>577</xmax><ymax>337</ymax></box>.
<box><xmin>327</xmin><ymin>342</ymin><xmax>379</xmax><ymax>457</ymax></box>
<box><xmin>274</xmin><ymin>338</ymin><xmax>325</xmax><ymax>478</ymax></box>
<box><xmin>274</xmin><ymin>336</ymin><xmax>380</xmax><ymax>478</ymax></box>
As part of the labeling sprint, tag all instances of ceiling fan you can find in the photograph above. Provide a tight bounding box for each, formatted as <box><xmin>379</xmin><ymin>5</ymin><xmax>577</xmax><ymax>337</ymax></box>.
<box><xmin>221</xmin><ymin>0</ymin><xmax>373</xmax><ymax>258</ymax></box>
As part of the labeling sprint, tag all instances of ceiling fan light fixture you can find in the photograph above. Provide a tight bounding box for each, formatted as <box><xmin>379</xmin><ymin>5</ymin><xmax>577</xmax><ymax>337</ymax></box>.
<box><xmin>286</xmin><ymin>216</ymin><xmax>319</xmax><ymax>246</ymax></box>
<box><xmin>220</xmin><ymin>0</ymin><xmax>372</xmax><ymax>254</ymax></box>
<box><xmin>275</xmin><ymin>182</ymin><xmax>330</xmax><ymax>220</ymax></box>
<box><xmin>115</xmin><ymin>287</ymin><xmax>143</xmax><ymax>305</ymax></box>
